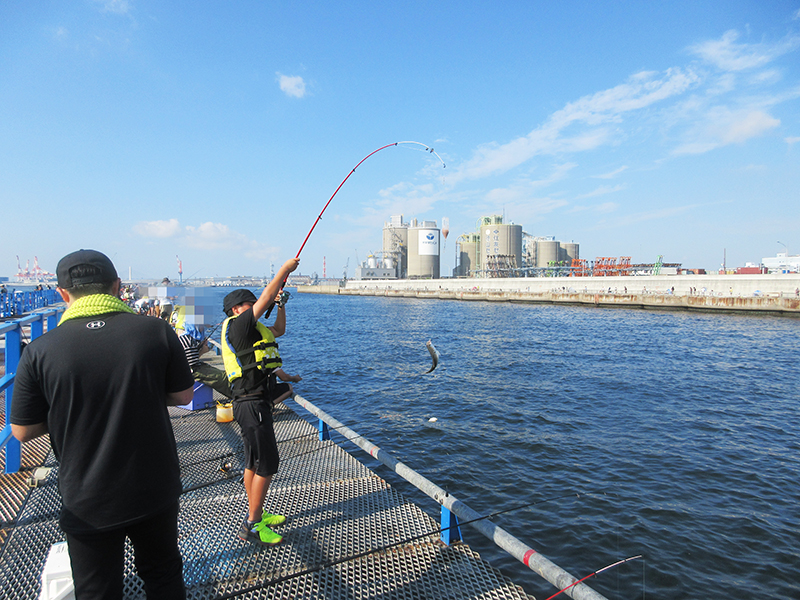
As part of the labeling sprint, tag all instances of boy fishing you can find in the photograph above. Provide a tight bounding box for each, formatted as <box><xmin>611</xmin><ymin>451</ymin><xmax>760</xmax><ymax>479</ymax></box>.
<box><xmin>220</xmin><ymin>257</ymin><xmax>300</xmax><ymax>546</ymax></box>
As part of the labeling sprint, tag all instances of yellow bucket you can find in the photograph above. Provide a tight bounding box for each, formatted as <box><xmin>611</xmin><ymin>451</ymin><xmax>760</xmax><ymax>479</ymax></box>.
<box><xmin>216</xmin><ymin>402</ymin><xmax>233</xmax><ymax>423</ymax></box>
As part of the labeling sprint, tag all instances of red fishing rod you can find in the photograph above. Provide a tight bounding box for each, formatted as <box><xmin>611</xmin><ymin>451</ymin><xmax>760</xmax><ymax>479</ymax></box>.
<box><xmin>543</xmin><ymin>555</ymin><xmax>643</xmax><ymax>600</ymax></box>
<box><xmin>266</xmin><ymin>141</ymin><xmax>445</xmax><ymax>316</ymax></box>
<box><xmin>296</xmin><ymin>141</ymin><xmax>445</xmax><ymax>258</ymax></box>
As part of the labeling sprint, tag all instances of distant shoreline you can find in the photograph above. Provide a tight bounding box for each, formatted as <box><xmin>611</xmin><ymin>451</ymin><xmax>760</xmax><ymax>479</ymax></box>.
<box><xmin>298</xmin><ymin>273</ymin><xmax>800</xmax><ymax>317</ymax></box>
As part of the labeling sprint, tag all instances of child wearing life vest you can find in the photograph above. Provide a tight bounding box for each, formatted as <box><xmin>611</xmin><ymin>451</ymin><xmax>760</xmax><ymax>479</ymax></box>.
<box><xmin>220</xmin><ymin>258</ymin><xmax>300</xmax><ymax>546</ymax></box>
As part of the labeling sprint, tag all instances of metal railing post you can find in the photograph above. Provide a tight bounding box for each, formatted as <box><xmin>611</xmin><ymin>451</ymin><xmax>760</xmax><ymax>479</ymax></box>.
<box><xmin>319</xmin><ymin>418</ymin><xmax>330</xmax><ymax>441</ymax></box>
<box><xmin>2</xmin><ymin>327</ymin><xmax>22</xmax><ymax>474</ymax></box>
<box><xmin>440</xmin><ymin>505</ymin><xmax>462</xmax><ymax>545</ymax></box>
<box><xmin>30</xmin><ymin>314</ymin><xmax>43</xmax><ymax>339</ymax></box>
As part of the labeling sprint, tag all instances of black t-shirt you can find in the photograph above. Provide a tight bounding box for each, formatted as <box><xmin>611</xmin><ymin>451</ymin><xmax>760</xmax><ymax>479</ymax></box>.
<box><xmin>225</xmin><ymin>308</ymin><xmax>275</xmax><ymax>400</ymax></box>
<box><xmin>11</xmin><ymin>311</ymin><xmax>194</xmax><ymax>533</ymax></box>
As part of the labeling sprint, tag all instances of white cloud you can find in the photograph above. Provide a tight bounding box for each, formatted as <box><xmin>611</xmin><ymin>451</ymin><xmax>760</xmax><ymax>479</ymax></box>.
<box><xmin>689</xmin><ymin>30</ymin><xmax>800</xmax><ymax>72</ymax></box>
<box><xmin>570</xmin><ymin>202</ymin><xmax>619</xmax><ymax>214</ymax></box>
<box><xmin>596</xmin><ymin>202</ymin><xmax>619</xmax><ymax>214</ymax></box>
<box><xmin>92</xmin><ymin>0</ymin><xmax>131</xmax><ymax>14</ymax></box>
<box><xmin>575</xmin><ymin>184</ymin><xmax>627</xmax><ymax>200</ymax></box>
<box><xmin>593</xmin><ymin>204</ymin><xmax>697</xmax><ymax>229</ymax></box>
<box><xmin>550</xmin><ymin>69</ymin><xmax>698</xmax><ymax>128</ymax></box>
<box><xmin>451</xmin><ymin>68</ymin><xmax>697</xmax><ymax>183</ymax></box>
<box><xmin>785</xmin><ymin>136</ymin><xmax>800</xmax><ymax>146</ymax></box>
<box><xmin>749</xmin><ymin>69</ymin><xmax>782</xmax><ymax>85</ymax></box>
<box><xmin>133</xmin><ymin>219</ymin><xmax>181</xmax><ymax>238</ymax></box>
<box><xmin>133</xmin><ymin>219</ymin><xmax>278</xmax><ymax>260</ymax></box>
<box><xmin>183</xmin><ymin>222</ymin><xmax>239</xmax><ymax>249</ymax></box>
<box><xmin>593</xmin><ymin>166</ymin><xmax>628</xmax><ymax>179</ymax></box>
<box><xmin>673</xmin><ymin>108</ymin><xmax>780</xmax><ymax>155</ymax></box>
<box><xmin>721</xmin><ymin>110</ymin><xmax>780</xmax><ymax>143</ymax></box>
<box><xmin>277</xmin><ymin>73</ymin><xmax>306</xmax><ymax>98</ymax></box>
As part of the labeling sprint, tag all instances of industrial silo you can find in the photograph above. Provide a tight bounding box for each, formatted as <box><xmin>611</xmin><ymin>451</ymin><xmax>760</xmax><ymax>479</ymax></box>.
<box><xmin>536</xmin><ymin>240</ymin><xmax>560</xmax><ymax>267</ymax></box>
<box><xmin>383</xmin><ymin>215</ymin><xmax>408</xmax><ymax>278</ymax></box>
<box><xmin>561</xmin><ymin>242</ymin><xmax>579</xmax><ymax>263</ymax></box>
<box><xmin>480</xmin><ymin>222</ymin><xmax>522</xmax><ymax>276</ymax></box>
<box><xmin>407</xmin><ymin>221</ymin><xmax>440</xmax><ymax>278</ymax></box>
<box><xmin>457</xmin><ymin>234</ymin><xmax>479</xmax><ymax>277</ymax></box>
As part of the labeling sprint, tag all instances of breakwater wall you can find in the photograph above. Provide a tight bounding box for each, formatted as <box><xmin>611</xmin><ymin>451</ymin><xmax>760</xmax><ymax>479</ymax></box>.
<box><xmin>297</xmin><ymin>274</ymin><xmax>800</xmax><ymax>316</ymax></box>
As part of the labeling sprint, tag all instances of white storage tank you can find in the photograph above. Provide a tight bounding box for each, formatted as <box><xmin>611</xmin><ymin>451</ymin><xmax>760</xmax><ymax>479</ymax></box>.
<box><xmin>407</xmin><ymin>223</ymin><xmax>440</xmax><ymax>278</ymax></box>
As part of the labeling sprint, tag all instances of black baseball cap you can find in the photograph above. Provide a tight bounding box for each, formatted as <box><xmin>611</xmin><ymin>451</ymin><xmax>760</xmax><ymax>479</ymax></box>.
<box><xmin>223</xmin><ymin>289</ymin><xmax>258</xmax><ymax>316</ymax></box>
<box><xmin>57</xmin><ymin>250</ymin><xmax>118</xmax><ymax>288</ymax></box>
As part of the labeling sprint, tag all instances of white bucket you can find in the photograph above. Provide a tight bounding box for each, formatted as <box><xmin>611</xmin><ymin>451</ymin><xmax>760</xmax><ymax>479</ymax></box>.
<box><xmin>40</xmin><ymin>542</ymin><xmax>74</xmax><ymax>600</ymax></box>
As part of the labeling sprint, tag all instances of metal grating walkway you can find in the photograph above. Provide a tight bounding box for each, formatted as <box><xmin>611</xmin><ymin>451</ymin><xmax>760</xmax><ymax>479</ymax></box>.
<box><xmin>1</xmin><ymin>399</ymin><xmax>533</xmax><ymax>599</ymax></box>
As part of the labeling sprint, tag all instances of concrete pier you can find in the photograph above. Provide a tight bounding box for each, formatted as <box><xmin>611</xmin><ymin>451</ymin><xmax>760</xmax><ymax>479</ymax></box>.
<box><xmin>297</xmin><ymin>273</ymin><xmax>800</xmax><ymax>316</ymax></box>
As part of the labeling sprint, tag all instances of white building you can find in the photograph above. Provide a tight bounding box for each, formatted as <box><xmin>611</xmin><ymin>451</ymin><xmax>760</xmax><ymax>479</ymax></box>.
<box><xmin>761</xmin><ymin>252</ymin><xmax>800</xmax><ymax>273</ymax></box>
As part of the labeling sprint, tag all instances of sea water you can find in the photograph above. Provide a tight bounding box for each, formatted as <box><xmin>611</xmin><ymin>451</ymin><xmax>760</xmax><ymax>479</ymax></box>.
<box><xmin>200</xmin><ymin>287</ymin><xmax>799</xmax><ymax>600</ymax></box>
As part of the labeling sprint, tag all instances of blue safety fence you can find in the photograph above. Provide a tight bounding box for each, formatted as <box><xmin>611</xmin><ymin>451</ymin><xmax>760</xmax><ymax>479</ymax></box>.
<box><xmin>1</xmin><ymin>307</ymin><xmax>65</xmax><ymax>474</ymax></box>
<box><xmin>0</xmin><ymin>289</ymin><xmax>60</xmax><ymax>319</ymax></box>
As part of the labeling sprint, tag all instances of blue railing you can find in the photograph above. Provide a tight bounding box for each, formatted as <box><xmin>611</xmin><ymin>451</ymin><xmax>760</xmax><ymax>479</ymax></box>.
<box><xmin>1</xmin><ymin>307</ymin><xmax>65</xmax><ymax>474</ymax></box>
<box><xmin>0</xmin><ymin>289</ymin><xmax>60</xmax><ymax>318</ymax></box>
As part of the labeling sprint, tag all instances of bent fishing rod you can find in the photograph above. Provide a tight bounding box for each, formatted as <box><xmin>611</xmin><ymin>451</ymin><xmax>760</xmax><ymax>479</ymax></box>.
<box><xmin>264</xmin><ymin>141</ymin><xmax>445</xmax><ymax>318</ymax></box>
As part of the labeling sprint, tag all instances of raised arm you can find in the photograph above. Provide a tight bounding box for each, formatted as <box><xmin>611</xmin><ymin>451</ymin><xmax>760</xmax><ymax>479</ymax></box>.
<box><xmin>252</xmin><ymin>258</ymin><xmax>300</xmax><ymax>320</ymax></box>
<box><xmin>268</xmin><ymin>304</ymin><xmax>286</xmax><ymax>338</ymax></box>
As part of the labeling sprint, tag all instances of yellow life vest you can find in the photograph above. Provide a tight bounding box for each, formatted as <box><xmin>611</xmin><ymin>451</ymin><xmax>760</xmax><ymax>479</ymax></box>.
<box><xmin>171</xmin><ymin>305</ymin><xmax>186</xmax><ymax>331</ymax></box>
<box><xmin>220</xmin><ymin>315</ymin><xmax>282</xmax><ymax>385</ymax></box>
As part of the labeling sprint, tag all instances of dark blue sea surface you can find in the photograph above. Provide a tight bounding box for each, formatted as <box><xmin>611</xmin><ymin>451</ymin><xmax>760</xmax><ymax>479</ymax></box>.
<box><xmin>206</xmin><ymin>288</ymin><xmax>799</xmax><ymax>599</ymax></box>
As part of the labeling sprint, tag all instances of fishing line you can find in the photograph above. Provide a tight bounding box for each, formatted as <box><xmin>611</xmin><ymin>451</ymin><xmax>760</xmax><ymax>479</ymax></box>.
<box><xmin>542</xmin><ymin>555</ymin><xmax>643</xmax><ymax>600</ymax></box>
<box><xmin>265</xmin><ymin>141</ymin><xmax>445</xmax><ymax>318</ymax></box>
<box><xmin>295</xmin><ymin>141</ymin><xmax>445</xmax><ymax>259</ymax></box>
<box><xmin>208</xmin><ymin>491</ymin><xmax>584</xmax><ymax>600</ymax></box>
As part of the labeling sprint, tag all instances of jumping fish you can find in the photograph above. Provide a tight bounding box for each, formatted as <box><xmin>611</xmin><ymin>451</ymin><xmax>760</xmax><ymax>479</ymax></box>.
<box><xmin>425</xmin><ymin>340</ymin><xmax>440</xmax><ymax>373</ymax></box>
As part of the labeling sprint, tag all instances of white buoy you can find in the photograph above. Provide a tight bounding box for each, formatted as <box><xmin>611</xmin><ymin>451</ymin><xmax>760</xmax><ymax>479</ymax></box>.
<box><xmin>428</xmin><ymin>417</ymin><xmax>438</xmax><ymax>422</ymax></box>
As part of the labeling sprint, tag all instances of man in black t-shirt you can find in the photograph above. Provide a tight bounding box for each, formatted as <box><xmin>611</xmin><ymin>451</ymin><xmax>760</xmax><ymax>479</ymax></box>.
<box><xmin>11</xmin><ymin>249</ymin><xmax>194</xmax><ymax>599</ymax></box>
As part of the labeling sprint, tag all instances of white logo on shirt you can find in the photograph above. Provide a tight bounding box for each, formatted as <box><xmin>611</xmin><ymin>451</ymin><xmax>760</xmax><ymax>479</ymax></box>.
<box><xmin>86</xmin><ymin>321</ymin><xmax>106</xmax><ymax>330</ymax></box>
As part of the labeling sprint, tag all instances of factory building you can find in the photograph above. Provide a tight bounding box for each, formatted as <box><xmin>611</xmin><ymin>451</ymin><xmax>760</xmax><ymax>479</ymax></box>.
<box><xmin>354</xmin><ymin>215</ymin><xmax>441</xmax><ymax>280</ymax></box>
<box><xmin>382</xmin><ymin>215</ymin><xmax>408</xmax><ymax>278</ymax></box>
<box><xmin>353</xmin><ymin>254</ymin><xmax>397</xmax><ymax>280</ymax></box>
<box><xmin>353</xmin><ymin>213</ymin><xmax>578</xmax><ymax>280</ymax></box>
<box><xmin>455</xmin><ymin>215</ymin><xmax>579</xmax><ymax>277</ymax></box>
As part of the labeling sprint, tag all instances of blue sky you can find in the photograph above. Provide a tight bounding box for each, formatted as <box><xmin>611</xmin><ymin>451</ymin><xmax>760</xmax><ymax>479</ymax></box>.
<box><xmin>2</xmin><ymin>1</ymin><xmax>799</xmax><ymax>280</ymax></box>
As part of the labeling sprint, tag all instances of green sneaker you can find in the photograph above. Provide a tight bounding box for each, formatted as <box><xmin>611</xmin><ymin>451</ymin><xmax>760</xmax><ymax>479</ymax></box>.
<box><xmin>261</xmin><ymin>511</ymin><xmax>287</xmax><ymax>526</ymax></box>
<box><xmin>238</xmin><ymin>519</ymin><xmax>283</xmax><ymax>546</ymax></box>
